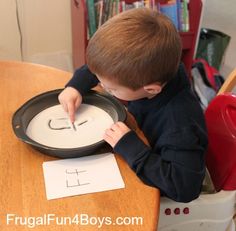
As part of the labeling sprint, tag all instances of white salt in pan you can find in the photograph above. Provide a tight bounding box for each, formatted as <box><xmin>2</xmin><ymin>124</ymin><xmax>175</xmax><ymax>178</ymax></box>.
<box><xmin>26</xmin><ymin>104</ymin><xmax>114</xmax><ymax>148</ymax></box>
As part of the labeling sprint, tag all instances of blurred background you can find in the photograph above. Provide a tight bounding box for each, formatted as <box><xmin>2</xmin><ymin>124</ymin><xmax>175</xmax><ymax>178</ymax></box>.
<box><xmin>0</xmin><ymin>0</ymin><xmax>235</xmax><ymax>76</ymax></box>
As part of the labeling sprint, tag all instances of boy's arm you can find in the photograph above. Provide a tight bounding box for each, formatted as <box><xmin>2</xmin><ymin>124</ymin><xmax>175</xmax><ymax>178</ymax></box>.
<box><xmin>113</xmin><ymin>126</ymin><xmax>207</xmax><ymax>203</ymax></box>
<box><xmin>66</xmin><ymin>65</ymin><xmax>99</xmax><ymax>94</ymax></box>
<box><xmin>59</xmin><ymin>65</ymin><xmax>99</xmax><ymax>122</ymax></box>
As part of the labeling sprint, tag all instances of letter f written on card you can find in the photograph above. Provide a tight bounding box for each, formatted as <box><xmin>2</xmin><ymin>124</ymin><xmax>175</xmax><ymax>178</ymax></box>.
<box><xmin>42</xmin><ymin>153</ymin><xmax>125</xmax><ymax>200</ymax></box>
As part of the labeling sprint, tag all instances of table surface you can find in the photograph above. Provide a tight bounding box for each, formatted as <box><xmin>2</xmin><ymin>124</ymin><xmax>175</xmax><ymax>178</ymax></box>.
<box><xmin>0</xmin><ymin>61</ymin><xmax>160</xmax><ymax>231</ymax></box>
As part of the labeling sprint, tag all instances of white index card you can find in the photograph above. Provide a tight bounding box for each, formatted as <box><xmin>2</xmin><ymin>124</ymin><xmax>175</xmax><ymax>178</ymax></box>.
<box><xmin>42</xmin><ymin>153</ymin><xmax>125</xmax><ymax>200</ymax></box>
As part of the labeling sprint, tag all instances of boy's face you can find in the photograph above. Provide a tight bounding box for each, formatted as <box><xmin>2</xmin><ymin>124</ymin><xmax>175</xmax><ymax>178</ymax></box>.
<box><xmin>97</xmin><ymin>75</ymin><xmax>161</xmax><ymax>101</ymax></box>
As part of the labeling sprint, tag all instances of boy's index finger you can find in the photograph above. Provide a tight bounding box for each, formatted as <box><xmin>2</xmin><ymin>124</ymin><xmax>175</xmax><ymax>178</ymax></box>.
<box><xmin>67</xmin><ymin>101</ymin><xmax>75</xmax><ymax>123</ymax></box>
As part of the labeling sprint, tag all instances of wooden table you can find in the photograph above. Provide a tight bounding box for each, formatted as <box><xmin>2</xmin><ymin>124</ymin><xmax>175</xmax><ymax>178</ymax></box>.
<box><xmin>0</xmin><ymin>61</ymin><xmax>160</xmax><ymax>231</ymax></box>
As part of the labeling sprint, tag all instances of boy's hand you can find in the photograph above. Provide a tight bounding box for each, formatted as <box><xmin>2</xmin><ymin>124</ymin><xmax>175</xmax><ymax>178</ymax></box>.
<box><xmin>58</xmin><ymin>87</ymin><xmax>82</xmax><ymax>122</ymax></box>
<box><xmin>104</xmin><ymin>122</ymin><xmax>131</xmax><ymax>148</ymax></box>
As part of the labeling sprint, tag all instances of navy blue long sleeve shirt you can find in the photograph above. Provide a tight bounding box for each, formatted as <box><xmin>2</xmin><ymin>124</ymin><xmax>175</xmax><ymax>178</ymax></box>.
<box><xmin>66</xmin><ymin>64</ymin><xmax>208</xmax><ymax>202</ymax></box>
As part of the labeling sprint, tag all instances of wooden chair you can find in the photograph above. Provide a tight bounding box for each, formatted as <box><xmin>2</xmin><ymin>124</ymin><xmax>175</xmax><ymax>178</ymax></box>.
<box><xmin>217</xmin><ymin>68</ymin><xmax>236</xmax><ymax>95</ymax></box>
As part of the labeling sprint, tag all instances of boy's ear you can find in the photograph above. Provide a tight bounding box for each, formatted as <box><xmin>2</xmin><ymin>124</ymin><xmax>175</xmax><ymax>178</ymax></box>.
<box><xmin>143</xmin><ymin>83</ymin><xmax>162</xmax><ymax>95</ymax></box>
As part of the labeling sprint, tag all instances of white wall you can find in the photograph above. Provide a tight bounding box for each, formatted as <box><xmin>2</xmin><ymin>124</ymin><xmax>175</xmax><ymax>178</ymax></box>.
<box><xmin>201</xmin><ymin>0</ymin><xmax>236</xmax><ymax>77</ymax></box>
<box><xmin>0</xmin><ymin>0</ymin><xmax>73</xmax><ymax>72</ymax></box>
<box><xmin>0</xmin><ymin>0</ymin><xmax>21</xmax><ymax>60</ymax></box>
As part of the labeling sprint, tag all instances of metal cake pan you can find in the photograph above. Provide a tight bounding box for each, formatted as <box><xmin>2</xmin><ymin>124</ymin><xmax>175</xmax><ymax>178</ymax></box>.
<box><xmin>12</xmin><ymin>89</ymin><xmax>126</xmax><ymax>158</ymax></box>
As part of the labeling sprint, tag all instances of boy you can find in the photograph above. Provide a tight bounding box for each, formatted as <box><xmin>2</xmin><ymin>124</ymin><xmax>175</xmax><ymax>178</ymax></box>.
<box><xmin>59</xmin><ymin>8</ymin><xmax>208</xmax><ymax>202</ymax></box>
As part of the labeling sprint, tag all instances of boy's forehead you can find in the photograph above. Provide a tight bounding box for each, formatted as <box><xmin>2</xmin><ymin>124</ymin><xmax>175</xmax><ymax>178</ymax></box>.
<box><xmin>100</xmin><ymin>79</ymin><xmax>119</xmax><ymax>89</ymax></box>
<box><xmin>97</xmin><ymin>75</ymin><xmax>117</xmax><ymax>85</ymax></box>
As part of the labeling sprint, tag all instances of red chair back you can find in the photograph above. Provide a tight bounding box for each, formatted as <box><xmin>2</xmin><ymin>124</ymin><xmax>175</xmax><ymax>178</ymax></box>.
<box><xmin>205</xmin><ymin>93</ymin><xmax>236</xmax><ymax>191</ymax></box>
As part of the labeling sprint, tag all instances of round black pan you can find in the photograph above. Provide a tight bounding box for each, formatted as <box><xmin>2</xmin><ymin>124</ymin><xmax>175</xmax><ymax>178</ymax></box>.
<box><xmin>12</xmin><ymin>89</ymin><xmax>126</xmax><ymax>158</ymax></box>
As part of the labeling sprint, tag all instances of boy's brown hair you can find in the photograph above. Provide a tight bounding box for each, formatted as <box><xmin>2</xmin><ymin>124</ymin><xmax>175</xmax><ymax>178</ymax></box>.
<box><xmin>86</xmin><ymin>8</ymin><xmax>182</xmax><ymax>90</ymax></box>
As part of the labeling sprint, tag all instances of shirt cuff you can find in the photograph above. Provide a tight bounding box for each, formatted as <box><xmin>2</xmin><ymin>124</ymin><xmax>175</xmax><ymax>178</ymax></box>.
<box><xmin>114</xmin><ymin>130</ymin><xmax>150</xmax><ymax>168</ymax></box>
<box><xmin>66</xmin><ymin>65</ymin><xmax>99</xmax><ymax>95</ymax></box>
